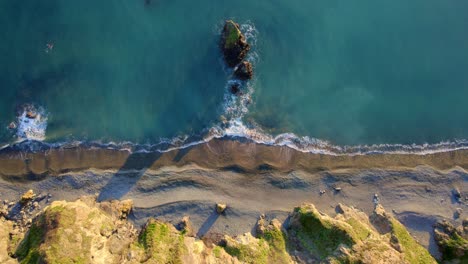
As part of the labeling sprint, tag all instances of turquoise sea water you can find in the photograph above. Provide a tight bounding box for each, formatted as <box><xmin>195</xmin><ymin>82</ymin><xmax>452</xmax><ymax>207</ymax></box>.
<box><xmin>1</xmin><ymin>1</ymin><xmax>468</xmax><ymax>147</ymax></box>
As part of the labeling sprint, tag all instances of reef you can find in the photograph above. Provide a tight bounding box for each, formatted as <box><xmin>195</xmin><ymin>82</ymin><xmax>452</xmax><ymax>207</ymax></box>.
<box><xmin>0</xmin><ymin>194</ymin><xmax>448</xmax><ymax>263</ymax></box>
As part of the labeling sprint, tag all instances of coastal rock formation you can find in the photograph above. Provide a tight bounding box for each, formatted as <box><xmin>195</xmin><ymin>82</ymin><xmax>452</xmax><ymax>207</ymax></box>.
<box><xmin>221</xmin><ymin>20</ymin><xmax>250</xmax><ymax>67</ymax></box>
<box><xmin>288</xmin><ymin>203</ymin><xmax>436</xmax><ymax>263</ymax></box>
<box><xmin>14</xmin><ymin>198</ymin><xmax>137</xmax><ymax>263</ymax></box>
<box><xmin>234</xmin><ymin>61</ymin><xmax>253</xmax><ymax>80</ymax></box>
<box><xmin>0</xmin><ymin>219</ymin><xmax>16</xmax><ymax>264</ymax></box>
<box><xmin>433</xmin><ymin>219</ymin><xmax>468</xmax><ymax>262</ymax></box>
<box><xmin>1</xmin><ymin>196</ymin><xmax>444</xmax><ymax>263</ymax></box>
<box><xmin>20</xmin><ymin>190</ymin><xmax>35</xmax><ymax>205</ymax></box>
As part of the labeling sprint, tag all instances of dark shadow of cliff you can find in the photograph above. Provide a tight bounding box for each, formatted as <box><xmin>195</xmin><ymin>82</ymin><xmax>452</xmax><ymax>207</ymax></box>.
<box><xmin>97</xmin><ymin>152</ymin><xmax>162</xmax><ymax>201</ymax></box>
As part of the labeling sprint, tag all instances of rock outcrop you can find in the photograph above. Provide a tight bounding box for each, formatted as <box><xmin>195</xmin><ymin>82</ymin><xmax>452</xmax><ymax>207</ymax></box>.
<box><xmin>433</xmin><ymin>219</ymin><xmax>468</xmax><ymax>263</ymax></box>
<box><xmin>13</xmin><ymin>198</ymin><xmax>137</xmax><ymax>264</ymax></box>
<box><xmin>287</xmin><ymin>203</ymin><xmax>436</xmax><ymax>263</ymax></box>
<box><xmin>1</xmin><ymin>197</ymin><xmax>442</xmax><ymax>264</ymax></box>
<box><xmin>220</xmin><ymin>20</ymin><xmax>250</xmax><ymax>67</ymax></box>
<box><xmin>234</xmin><ymin>61</ymin><xmax>253</xmax><ymax>80</ymax></box>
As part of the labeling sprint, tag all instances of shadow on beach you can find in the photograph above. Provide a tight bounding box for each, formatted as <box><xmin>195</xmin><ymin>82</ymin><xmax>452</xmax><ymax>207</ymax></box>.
<box><xmin>97</xmin><ymin>152</ymin><xmax>162</xmax><ymax>201</ymax></box>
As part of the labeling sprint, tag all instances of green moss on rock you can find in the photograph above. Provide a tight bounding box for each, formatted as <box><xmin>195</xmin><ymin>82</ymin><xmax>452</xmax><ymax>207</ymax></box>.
<box><xmin>223</xmin><ymin>234</ymin><xmax>269</xmax><ymax>264</ymax></box>
<box><xmin>390</xmin><ymin>219</ymin><xmax>436</xmax><ymax>264</ymax></box>
<box><xmin>137</xmin><ymin>219</ymin><xmax>187</xmax><ymax>263</ymax></box>
<box><xmin>223</xmin><ymin>21</ymin><xmax>242</xmax><ymax>50</ymax></box>
<box><xmin>15</xmin><ymin>216</ymin><xmax>45</xmax><ymax>264</ymax></box>
<box><xmin>291</xmin><ymin>205</ymin><xmax>356</xmax><ymax>259</ymax></box>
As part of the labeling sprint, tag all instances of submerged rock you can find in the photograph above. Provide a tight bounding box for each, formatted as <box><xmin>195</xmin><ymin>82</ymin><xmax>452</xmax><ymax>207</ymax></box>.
<box><xmin>220</xmin><ymin>20</ymin><xmax>251</xmax><ymax>67</ymax></box>
<box><xmin>229</xmin><ymin>82</ymin><xmax>242</xmax><ymax>95</ymax></box>
<box><xmin>233</xmin><ymin>61</ymin><xmax>253</xmax><ymax>80</ymax></box>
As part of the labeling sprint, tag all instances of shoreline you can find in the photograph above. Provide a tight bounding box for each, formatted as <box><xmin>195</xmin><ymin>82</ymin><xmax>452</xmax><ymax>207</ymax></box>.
<box><xmin>2</xmin><ymin>136</ymin><xmax>468</xmax><ymax>178</ymax></box>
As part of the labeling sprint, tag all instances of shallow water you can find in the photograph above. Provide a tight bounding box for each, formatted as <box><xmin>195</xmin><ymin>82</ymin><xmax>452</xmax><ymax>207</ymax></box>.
<box><xmin>1</xmin><ymin>0</ymin><xmax>468</xmax><ymax>146</ymax></box>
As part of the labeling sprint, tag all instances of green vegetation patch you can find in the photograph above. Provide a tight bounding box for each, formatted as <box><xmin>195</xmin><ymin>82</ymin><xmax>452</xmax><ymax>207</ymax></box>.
<box><xmin>438</xmin><ymin>231</ymin><xmax>468</xmax><ymax>262</ymax></box>
<box><xmin>390</xmin><ymin>219</ymin><xmax>436</xmax><ymax>264</ymax></box>
<box><xmin>293</xmin><ymin>206</ymin><xmax>356</xmax><ymax>260</ymax></box>
<box><xmin>345</xmin><ymin>218</ymin><xmax>371</xmax><ymax>241</ymax></box>
<box><xmin>137</xmin><ymin>219</ymin><xmax>187</xmax><ymax>263</ymax></box>
<box><xmin>224</xmin><ymin>21</ymin><xmax>241</xmax><ymax>49</ymax></box>
<box><xmin>261</xmin><ymin>228</ymin><xmax>292</xmax><ymax>263</ymax></box>
<box><xmin>224</xmin><ymin>238</ymin><xmax>269</xmax><ymax>264</ymax></box>
<box><xmin>15</xmin><ymin>215</ymin><xmax>45</xmax><ymax>264</ymax></box>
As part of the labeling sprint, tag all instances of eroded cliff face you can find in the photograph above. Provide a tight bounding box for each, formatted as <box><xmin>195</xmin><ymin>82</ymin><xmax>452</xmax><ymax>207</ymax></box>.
<box><xmin>0</xmin><ymin>196</ymin><xmax>445</xmax><ymax>264</ymax></box>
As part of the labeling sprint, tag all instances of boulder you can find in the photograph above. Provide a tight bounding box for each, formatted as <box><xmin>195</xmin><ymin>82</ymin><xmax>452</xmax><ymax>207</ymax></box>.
<box><xmin>20</xmin><ymin>190</ymin><xmax>35</xmax><ymax>205</ymax></box>
<box><xmin>177</xmin><ymin>216</ymin><xmax>194</xmax><ymax>237</ymax></box>
<box><xmin>220</xmin><ymin>20</ymin><xmax>250</xmax><ymax>67</ymax></box>
<box><xmin>216</xmin><ymin>203</ymin><xmax>227</xmax><ymax>214</ymax></box>
<box><xmin>234</xmin><ymin>61</ymin><xmax>253</xmax><ymax>80</ymax></box>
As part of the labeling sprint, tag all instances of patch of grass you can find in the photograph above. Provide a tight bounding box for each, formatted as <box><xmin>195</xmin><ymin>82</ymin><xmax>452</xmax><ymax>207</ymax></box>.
<box><xmin>345</xmin><ymin>218</ymin><xmax>371</xmax><ymax>241</ymax></box>
<box><xmin>294</xmin><ymin>206</ymin><xmax>355</xmax><ymax>260</ymax></box>
<box><xmin>15</xmin><ymin>215</ymin><xmax>45</xmax><ymax>263</ymax></box>
<box><xmin>138</xmin><ymin>220</ymin><xmax>186</xmax><ymax>264</ymax></box>
<box><xmin>439</xmin><ymin>232</ymin><xmax>468</xmax><ymax>262</ymax></box>
<box><xmin>213</xmin><ymin>245</ymin><xmax>223</xmax><ymax>258</ymax></box>
<box><xmin>224</xmin><ymin>21</ymin><xmax>241</xmax><ymax>49</ymax></box>
<box><xmin>261</xmin><ymin>228</ymin><xmax>292</xmax><ymax>264</ymax></box>
<box><xmin>224</xmin><ymin>239</ymin><xmax>269</xmax><ymax>264</ymax></box>
<box><xmin>390</xmin><ymin>219</ymin><xmax>436</xmax><ymax>264</ymax></box>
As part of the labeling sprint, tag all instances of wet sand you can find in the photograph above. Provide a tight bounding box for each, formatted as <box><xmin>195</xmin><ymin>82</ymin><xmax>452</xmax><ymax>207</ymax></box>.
<box><xmin>2</xmin><ymin>138</ymin><xmax>468</xmax><ymax>178</ymax></box>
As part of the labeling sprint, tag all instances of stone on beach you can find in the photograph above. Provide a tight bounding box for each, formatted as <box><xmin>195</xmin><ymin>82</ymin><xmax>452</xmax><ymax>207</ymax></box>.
<box><xmin>20</xmin><ymin>190</ymin><xmax>35</xmax><ymax>205</ymax></box>
<box><xmin>216</xmin><ymin>203</ymin><xmax>227</xmax><ymax>214</ymax></box>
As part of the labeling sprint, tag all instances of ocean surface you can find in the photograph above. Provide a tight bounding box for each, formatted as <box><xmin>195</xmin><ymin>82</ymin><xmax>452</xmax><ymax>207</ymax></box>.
<box><xmin>1</xmin><ymin>0</ymin><xmax>468</xmax><ymax>150</ymax></box>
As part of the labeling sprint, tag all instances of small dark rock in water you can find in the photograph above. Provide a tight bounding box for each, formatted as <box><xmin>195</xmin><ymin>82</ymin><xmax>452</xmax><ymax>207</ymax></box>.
<box><xmin>26</xmin><ymin>111</ymin><xmax>37</xmax><ymax>119</ymax></box>
<box><xmin>220</xmin><ymin>20</ymin><xmax>250</xmax><ymax>67</ymax></box>
<box><xmin>234</xmin><ymin>61</ymin><xmax>253</xmax><ymax>80</ymax></box>
<box><xmin>229</xmin><ymin>83</ymin><xmax>241</xmax><ymax>95</ymax></box>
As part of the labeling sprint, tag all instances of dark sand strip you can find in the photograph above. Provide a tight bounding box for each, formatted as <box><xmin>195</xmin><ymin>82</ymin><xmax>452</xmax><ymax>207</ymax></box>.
<box><xmin>1</xmin><ymin>138</ymin><xmax>468</xmax><ymax>178</ymax></box>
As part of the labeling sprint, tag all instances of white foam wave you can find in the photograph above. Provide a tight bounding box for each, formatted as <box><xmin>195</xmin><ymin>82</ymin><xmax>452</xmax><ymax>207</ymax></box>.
<box><xmin>16</xmin><ymin>107</ymin><xmax>48</xmax><ymax>141</ymax></box>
